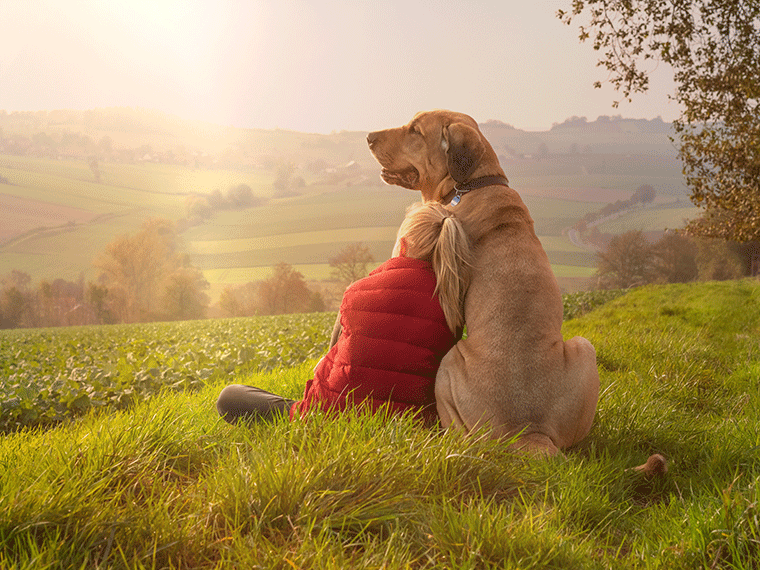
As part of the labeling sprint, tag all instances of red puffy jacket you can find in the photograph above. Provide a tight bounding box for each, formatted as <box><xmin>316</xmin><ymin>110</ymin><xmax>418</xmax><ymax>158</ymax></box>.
<box><xmin>290</xmin><ymin>256</ymin><xmax>458</xmax><ymax>424</ymax></box>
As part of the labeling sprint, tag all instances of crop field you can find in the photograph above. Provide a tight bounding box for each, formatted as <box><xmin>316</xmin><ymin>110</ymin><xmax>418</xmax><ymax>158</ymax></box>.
<box><xmin>596</xmin><ymin>203</ymin><xmax>700</xmax><ymax>234</ymax></box>
<box><xmin>187</xmin><ymin>227</ymin><xmax>400</xmax><ymax>256</ymax></box>
<box><xmin>182</xmin><ymin>186</ymin><xmax>417</xmax><ymax>239</ymax></box>
<box><xmin>547</xmin><ymin>263</ymin><xmax>597</xmax><ymax>278</ymax></box>
<box><xmin>516</xmin><ymin>172</ymin><xmax>687</xmax><ymax>197</ymax></box>
<box><xmin>0</xmin><ymin>154</ymin><xmax>275</xmax><ymax>200</ymax></box>
<box><xmin>0</xmin><ymin>312</ymin><xmax>337</xmax><ymax>433</ymax></box>
<box><xmin>0</xmin><ymin>154</ymin><xmax>277</xmax><ymax>283</ymax></box>
<box><xmin>96</xmin><ymin>162</ymin><xmax>275</xmax><ymax>197</ymax></box>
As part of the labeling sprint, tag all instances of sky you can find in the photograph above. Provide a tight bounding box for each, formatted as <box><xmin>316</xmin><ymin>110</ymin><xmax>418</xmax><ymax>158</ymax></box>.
<box><xmin>0</xmin><ymin>0</ymin><xmax>680</xmax><ymax>134</ymax></box>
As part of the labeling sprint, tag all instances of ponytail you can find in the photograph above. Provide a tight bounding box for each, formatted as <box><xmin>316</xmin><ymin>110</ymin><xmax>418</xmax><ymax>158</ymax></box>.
<box><xmin>395</xmin><ymin>202</ymin><xmax>472</xmax><ymax>333</ymax></box>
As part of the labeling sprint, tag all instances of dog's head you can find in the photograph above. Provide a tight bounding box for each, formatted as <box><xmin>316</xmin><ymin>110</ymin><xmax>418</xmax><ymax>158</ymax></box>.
<box><xmin>367</xmin><ymin>110</ymin><xmax>503</xmax><ymax>201</ymax></box>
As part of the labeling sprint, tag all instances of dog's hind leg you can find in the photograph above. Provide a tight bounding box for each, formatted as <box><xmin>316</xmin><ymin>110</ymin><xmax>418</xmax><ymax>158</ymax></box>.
<box><xmin>554</xmin><ymin>336</ymin><xmax>600</xmax><ymax>449</ymax></box>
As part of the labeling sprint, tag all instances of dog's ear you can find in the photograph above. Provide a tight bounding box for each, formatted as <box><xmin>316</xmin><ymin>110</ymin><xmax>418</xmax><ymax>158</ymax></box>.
<box><xmin>444</xmin><ymin>123</ymin><xmax>486</xmax><ymax>183</ymax></box>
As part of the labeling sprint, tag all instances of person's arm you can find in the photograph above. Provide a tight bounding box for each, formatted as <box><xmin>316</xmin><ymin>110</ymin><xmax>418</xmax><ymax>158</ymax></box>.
<box><xmin>328</xmin><ymin>312</ymin><xmax>341</xmax><ymax>349</ymax></box>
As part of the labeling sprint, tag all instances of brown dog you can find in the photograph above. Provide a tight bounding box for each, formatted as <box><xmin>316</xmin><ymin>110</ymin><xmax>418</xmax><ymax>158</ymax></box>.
<box><xmin>367</xmin><ymin>110</ymin><xmax>600</xmax><ymax>456</ymax></box>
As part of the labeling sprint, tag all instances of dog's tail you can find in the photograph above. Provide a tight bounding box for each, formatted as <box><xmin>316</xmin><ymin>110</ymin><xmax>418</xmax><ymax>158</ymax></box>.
<box><xmin>395</xmin><ymin>202</ymin><xmax>472</xmax><ymax>333</ymax></box>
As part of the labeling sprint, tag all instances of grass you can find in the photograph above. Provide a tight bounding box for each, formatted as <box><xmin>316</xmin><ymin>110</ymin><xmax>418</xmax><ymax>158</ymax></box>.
<box><xmin>1</xmin><ymin>279</ymin><xmax>759</xmax><ymax>568</ymax></box>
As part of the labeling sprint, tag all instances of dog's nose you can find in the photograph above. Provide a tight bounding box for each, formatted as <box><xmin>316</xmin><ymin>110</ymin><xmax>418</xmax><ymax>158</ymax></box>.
<box><xmin>367</xmin><ymin>131</ymin><xmax>379</xmax><ymax>148</ymax></box>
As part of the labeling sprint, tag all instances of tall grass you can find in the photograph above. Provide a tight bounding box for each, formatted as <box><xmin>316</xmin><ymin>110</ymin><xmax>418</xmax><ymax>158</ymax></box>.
<box><xmin>1</xmin><ymin>279</ymin><xmax>759</xmax><ymax>569</ymax></box>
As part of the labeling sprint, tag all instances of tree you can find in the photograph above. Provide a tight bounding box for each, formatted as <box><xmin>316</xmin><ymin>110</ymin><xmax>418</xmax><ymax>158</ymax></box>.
<box><xmin>162</xmin><ymin>265</ymin><xmax>209</xmax><ymax>321</ymax></box>
<box><xmin>258</xmin><ymin>263</ymin><xmax>321</xmax><ymax>315</ymax></box>
<box><xmin>1</xmin><ymin>287</ymin><xmax>30</xmax><ymax>328</ymax></box>
<box><xmin>0</xmin><ymin>270</ymin><xmax>33</xmax><ymax>328</ymax></box>
<box><xmin>559</xmin><ymin>1</ymin><xmax>760</xmax><ymax>241</ymax></box>
<box><xmin>87</xmin><ymin>282</ymin><xmax>115</xmax><ymax>324</ymax></box>
<box><xmin>631</xmin><ymin>184</ymin><xmax>656</xmax><ymax>205</ymax></box>
<box><xmin>185</xmin><ymin>195</ymin><xmax>212</xmax><ymax>220</ymax></box>
<box><xmin>95</xmin><ymin>219</ymin><xmax>173</xmax><ymax>321</ymax></box>
<box><xmin>219</xmin><ymin>286</ymin><xmax>244</xmax><ymax>318</ymax></box>
<box><xmin>695</xmin><ymin>238</ymin><xmax>744</xmax><ymax>281</ymax></box>
<box><xmin>88</xmin><ymin>156</ymin><xmax>101</xmax><ymax>182</ymax></box>
<box><xmin>273</xmin><ymin>162</ymin><xmax>302</xmax><ymax>197</ymax></box>
<box><xmin>226</xmin><ymin>184</ymin><xmax>257</xmax><ymax>208</ymax></box>
<box><xmin>651</xmin><ymin>232</ymin><xmax>698</xmax><ymax>283</ymax></box>
<box><xmin>32</xmin><ymin>132</ymin><xmax>56</xmax><ymax>156</ymax></box>
<box><xmin>94</xmin><ymin>219</ymin><xmax>208</xmax><ymax>322</ymax></box>
<box><xmin>219</xmin><ymin>282</ymin><xmax>260</xmax><ymax>317</ymax></box>
<box><xmin>328</xmin><ymin>243</ymin><xmax>375</xmax><ymax>286</ymax></box>
<box><xmin>595</xmin><ymin>230</ymin><xmax>655</xmax><ymax>289</ymax></box>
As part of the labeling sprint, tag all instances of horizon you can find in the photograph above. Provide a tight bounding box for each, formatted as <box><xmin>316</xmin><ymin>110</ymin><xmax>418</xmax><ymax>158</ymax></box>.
<box><xmin>0</xmin><ymin>105</ymin><xmax>674</xmax><ymax>136</ymax></box>
<box><xmin>0</xmin><ymin>0</ymin><xmax>679</xmax><ymax>135</ymax></box>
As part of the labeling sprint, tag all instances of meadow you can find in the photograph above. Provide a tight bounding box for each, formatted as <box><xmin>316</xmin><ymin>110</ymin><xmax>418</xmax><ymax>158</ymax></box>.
<box><xmin>1</xmin><ymin>279</ymin><xmax>758</xmax><ymax>568</ymax></box>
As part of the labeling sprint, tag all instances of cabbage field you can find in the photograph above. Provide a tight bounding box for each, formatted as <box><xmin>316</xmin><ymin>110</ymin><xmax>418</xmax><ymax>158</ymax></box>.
<box><xmin>0</xmin><ymin>313</ymin><xmax>336</xmax><ymax>432</ymax></box>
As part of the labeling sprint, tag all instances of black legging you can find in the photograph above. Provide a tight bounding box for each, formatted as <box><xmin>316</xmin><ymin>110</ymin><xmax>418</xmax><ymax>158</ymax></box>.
<box><xmin>216</xmin><ymin>384</ymin><xmax>296</xmax><ymax>424</ymax></box>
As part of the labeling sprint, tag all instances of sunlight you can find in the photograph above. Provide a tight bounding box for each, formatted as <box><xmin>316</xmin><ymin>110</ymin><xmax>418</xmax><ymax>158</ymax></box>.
<box><xmin>83</xmin><ymin>0</ymin><xmax>242</xmax><ymax>117</ymax></box>
<box><xmin>92</xmin><ymin>0</ymin><xmax>208</xmax><ymax>62</ymax></box>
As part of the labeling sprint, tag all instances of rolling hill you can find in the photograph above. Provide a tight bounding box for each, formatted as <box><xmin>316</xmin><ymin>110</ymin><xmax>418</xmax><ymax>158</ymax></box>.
<box><xmin>0</xmin><ymin>109</ymin><xmax>698</xmax><ymax>302</ymax></box>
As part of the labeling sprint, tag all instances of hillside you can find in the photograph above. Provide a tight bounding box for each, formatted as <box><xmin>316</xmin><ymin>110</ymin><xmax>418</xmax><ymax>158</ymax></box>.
<box><xmin>0</xmin><ymin>108</ymin><xmax>698</xmax><ymax>300</ymax></box>
<box><xmin>1</xmin><ymin>279</ymin><xmax>758</xmax><ymax>568</ymax></box>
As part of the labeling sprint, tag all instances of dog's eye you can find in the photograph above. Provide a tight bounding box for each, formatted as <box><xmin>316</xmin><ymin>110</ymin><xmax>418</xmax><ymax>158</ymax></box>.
<box><xmin>410</xmin><ymin>124</ymin><xmax>422</xmax><ymax>136</ymax></box>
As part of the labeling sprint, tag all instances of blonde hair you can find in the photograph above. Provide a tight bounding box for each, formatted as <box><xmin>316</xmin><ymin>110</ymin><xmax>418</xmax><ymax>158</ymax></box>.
<box><xmin>394</xmin><ymin>202</ymin><xmax>472</xmax><ymax>333</ymax></box>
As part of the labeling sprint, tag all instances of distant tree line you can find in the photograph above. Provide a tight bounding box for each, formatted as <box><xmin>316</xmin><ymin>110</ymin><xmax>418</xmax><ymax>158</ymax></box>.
<box><xmin>0</xmin><ymin>270</ymin><xmax>91</xmax><ymax>329</ymax></box>
<box><xmin>184</xmin><ymin>184</ymin><xmax>267</xmax><ymax>223</ymax></box>
<box><xmin>217</xmin><ymin>243</ymin><xmax>375</xmax><ymax>318</ymax></box>
<box><xmin>593</xmin><ymin>230</ymin><xmax>758</xmax><ymax>289</ymax></box>
<box><xmin>218</xmin><ymin>263</ymin><xmax>325</xmax><ymax>317</ymax></box>
<box><xmin>0</xmin><ymin>125</ymin><xmax>192</xmax><ymax>168</ymax></box>
<box><xmin>1</xmin><ymin>230</ymin><xmax>376</xmax><ymax>328</ymax></box>
<box><xmin>1</xmin><ymin>219</ymin><xmax>211</xmax><ymax>328</ymax></box>
<box><xmin>550</xmin><ymin>115</ymin><xmax>670</xmax><ymax>133</ymax></box>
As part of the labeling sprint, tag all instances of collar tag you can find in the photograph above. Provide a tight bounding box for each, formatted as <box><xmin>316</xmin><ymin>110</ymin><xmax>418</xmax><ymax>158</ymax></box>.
<box><xmin>448</xmin><ymin>175</ymin><xmax>509</xmax><ymax>206</ymax></box>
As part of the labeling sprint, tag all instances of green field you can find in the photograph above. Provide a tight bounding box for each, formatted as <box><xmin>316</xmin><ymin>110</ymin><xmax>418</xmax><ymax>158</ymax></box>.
<box><xmin>595</xmin><ymin>203</ymin><xmax>700</xmax><ymax>234</ymax></box>
<box><xmin>0</xmin><ymin>312</ymin><xmax>337</xmax><ymax>432</ymax></box>
<box><xmin>0</xmin><ymin>117</ymin><xmax>697</xmax><ymax>298</ymax></box>
<box><xmin>1</xmin><ymin>280</ymin><xmax>758</xmax><ymax>568</ymax></box>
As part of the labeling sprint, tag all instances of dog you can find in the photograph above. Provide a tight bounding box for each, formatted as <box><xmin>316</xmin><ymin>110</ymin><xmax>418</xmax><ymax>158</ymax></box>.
<box><xmin>367</xmin><ymin>110</ymin><xmax>600</xmax><ymax>456</ymax></box>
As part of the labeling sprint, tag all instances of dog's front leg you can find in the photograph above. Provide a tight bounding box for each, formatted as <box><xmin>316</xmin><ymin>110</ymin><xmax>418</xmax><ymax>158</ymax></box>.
<box><xmin>435</xmin><ymin>343</ymin><xmax>489</xmax><ymax>432</ymax></box>
<box><xmin>434</xmin><ymin>346</ymin><xmax>466</xmax><ymax>429</ymax></box>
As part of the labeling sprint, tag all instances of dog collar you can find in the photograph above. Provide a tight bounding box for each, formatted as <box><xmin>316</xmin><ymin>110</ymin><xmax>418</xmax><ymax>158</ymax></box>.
<box><xmin>450</xmin><ymin>175</ymin><xmax>509</xmax><ymax>206</ymax></box>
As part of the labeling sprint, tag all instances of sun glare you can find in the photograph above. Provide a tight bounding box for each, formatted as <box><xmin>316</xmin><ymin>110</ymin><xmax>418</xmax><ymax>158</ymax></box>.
<box><xmin>83</xmin><ymin>0</ymin><xmax>236</xmax><ymax>117</ymax></box>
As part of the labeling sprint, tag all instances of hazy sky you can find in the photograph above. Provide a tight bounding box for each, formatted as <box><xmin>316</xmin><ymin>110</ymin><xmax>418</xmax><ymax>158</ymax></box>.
<box><xmin>0</xmin><ymin>0</ymin><xmax>679</xmax><ymax>133</ymax></box>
